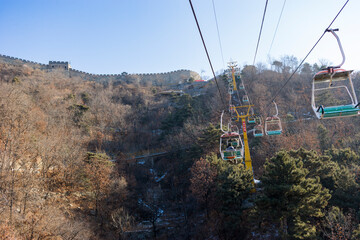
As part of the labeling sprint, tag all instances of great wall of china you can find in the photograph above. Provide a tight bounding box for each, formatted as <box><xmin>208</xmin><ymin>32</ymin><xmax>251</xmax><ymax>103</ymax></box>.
<box><xmin>0</xmin><ymin>54</ymin><xmax>201</xmax><ymax>85</ymax></box>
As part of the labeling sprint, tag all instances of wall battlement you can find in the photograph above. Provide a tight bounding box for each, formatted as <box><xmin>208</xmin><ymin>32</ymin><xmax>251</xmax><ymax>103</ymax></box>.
<box><xmin>0</xmin><ymin>54</ymin><xmax>201</xmax><ymax>85</ymax></box>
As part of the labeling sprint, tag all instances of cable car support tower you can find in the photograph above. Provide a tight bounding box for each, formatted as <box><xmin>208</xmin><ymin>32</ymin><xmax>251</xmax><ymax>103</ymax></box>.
<box><xmin>227</xmin><ymin>62</ymin><xmax>255</xmax><ymax>176</ymax></box>
<box><xmin>228</xmin><ymin>61</ymin><xmax>238</xmax><ymax>91</ymax></box>
<box><xmin>232</xmin><ymin>104</ymin><xmax>254</xmax><ymax>174</ymax></box>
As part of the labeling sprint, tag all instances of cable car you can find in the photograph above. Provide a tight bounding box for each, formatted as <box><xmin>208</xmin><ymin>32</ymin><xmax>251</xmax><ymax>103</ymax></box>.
<box><xmin>248</xmin><ymin>108</ymin><xmax>256</xmax><ymax>123</ymax></box>
<box><xmin>228</xmin><ymin>87</ymin><xmax>233</xmax><ymax>95</ymax></box>
<box><xmin>219</xmin><ymin>112</ymin><xmax>243</xmax><ymax>162</ymax></box>
<box><xmin>243</xmin><ymin>95</ymin><xmax>249</xmax><ymax>103</ymax></box>
<box><xmin>311</xmin><ymin>29</ymin><xmax>359</xmax><ymax>119</ymax></box>
<box><xmin>248</xmin><ymin>116</ymin><xmax>256</xmax><ymax>124</ymax></box>
<box><xmin>220</xmin><ymin>131</ymin><xmax>244</xmax><ymax>162</ymax></box>
<box><xmin>253</xmin><ymin>117</ymin><xmax>264</xmax><ymax>137</ymax></box>
<box><xmin>265</xmin><ymin>117</ymin><xmax>282</xmax><ymax>135</ymax></box>
<box><xmin>265</xmin><ymin>102</ymin><xmax>282</xmax><ymax>135</ymax></box>
<box><xmin>239</xmin><ymin>83</ymin><xmax>245</xmax><ymax>90</ymax></box>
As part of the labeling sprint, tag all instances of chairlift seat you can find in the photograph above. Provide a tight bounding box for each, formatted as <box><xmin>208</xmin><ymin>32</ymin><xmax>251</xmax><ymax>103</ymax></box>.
<box><xmin>235</xmin><ymin>151</ymin><xmax>242</xmax><ymax>157</ymax></box>
<box><xmin>319</xmin><ymin>104</ymin><xmax>359</xmax><ymax>118</ymax></box>
<box><xmin>223</xmin><ymin>151</ymin><xmax>243</xmax><ymax>160</ymax></box>
<box><xmin>248</xmin><ymin>118</ymin><xmax>256</xmax><ymax>124</ymax></box>
<box><xmin>223</xmin><ymin>151</ymin><xmax>235</xmax><ymax>159</ymax></box>
<box><xmin>266</xmin><ymin>130</ymin><xmax>282</xmax><ymax>135</ymax></box>
<box><xmin>254</xmin><ymin>133</ymin><xmax>264</xmax><ymax>137</ymax></box>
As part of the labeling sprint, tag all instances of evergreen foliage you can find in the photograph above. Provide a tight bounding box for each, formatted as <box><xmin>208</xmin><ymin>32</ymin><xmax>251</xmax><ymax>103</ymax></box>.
<box><xmin>212</xmin><ymin>156</ymin><xmax>254</xmax><ymax>238</ymax></box>
<box><xmin>288</xmin><ymin>148</ymin><xmax>338</xmax><ymax>191</ymax></box>
<box><xmin>258</xmin><ymin>150</ymin><xmax>331</xmax><ymax>239</ymax></box>
<box><xmin>353</xmin><ymin>224</ymin><xmax>360</xmax><ymax>240</ymax></box>
<box><xmin>197</xmin><ymin>123</ymin><xmax>222</xmax><ymax>152</ymax></box>
<box><xmin>161</xmin><ymin>94</ymin><xmax>194</xmax><ymax>133</ymax></box>
<box><xmin>317</xmin><ymin>124</ymin><xmax>330</xmax><ymax>152</ymax></box>
<box><xmin>288</xmin><ymin>148</ymin><xmax>360</xmax><ymax>213</ymax></box>
<box><xmin>321</xmin><ymin>206</ymin><xmax>355</xmax><ymax>240</ymax></box>
<box><xmin>330</xmin><ymin>166</ymin><xmax>360</xmax><ymax>211</ymax></box>
<box><xmin>325</xmin><ymin>147</ymin><xmax>360</xmax><ymax>166</ymax></box>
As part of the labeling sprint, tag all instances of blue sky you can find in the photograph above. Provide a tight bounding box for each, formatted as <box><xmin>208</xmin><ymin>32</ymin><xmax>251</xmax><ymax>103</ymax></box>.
<box><xmin>0</xmin><ymin>0</ymin><xmax>359</xmax><ymax>77</ymax></box>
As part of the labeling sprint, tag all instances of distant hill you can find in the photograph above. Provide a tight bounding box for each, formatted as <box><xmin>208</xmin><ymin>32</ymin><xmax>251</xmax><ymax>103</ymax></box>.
<box><xmin>0</xmin><ymin>54</ymin><xmax>201</xmax><ymax>86</ymax></box>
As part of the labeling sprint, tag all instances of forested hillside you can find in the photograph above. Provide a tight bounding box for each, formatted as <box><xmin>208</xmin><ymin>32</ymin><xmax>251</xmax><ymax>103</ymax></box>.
<box><xmin>1</xmin><ymin>56</ymin><xmax>360</xmax><ymax>239</ymax></box>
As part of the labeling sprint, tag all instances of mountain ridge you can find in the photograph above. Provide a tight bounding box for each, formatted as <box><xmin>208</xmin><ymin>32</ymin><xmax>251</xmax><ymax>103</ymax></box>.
<box><xmin>0</xmin><ymin>53</ymin><xmax>201</xmax><ymax>86</ymax></box>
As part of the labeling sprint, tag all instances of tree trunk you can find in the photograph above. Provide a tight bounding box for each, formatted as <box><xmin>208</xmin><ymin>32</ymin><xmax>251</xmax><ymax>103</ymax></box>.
<box><xmin>23</xmin><ymin>192</ymin><xmax>28</xmax><ymax>215</ymax></box>
<box><xmin>152</xmin><ymin>219</ymin><xmax>157</xmax><ymax>240</ymax></box>
<box><xmin>9</xmin><ymin>171</ymin><xmax>15</xmax><ymax>222</ymax></box>
<box><xmin>280</xmin><ymin>217</ymin><xmax>288</xmax><ymax>239</ymax></box>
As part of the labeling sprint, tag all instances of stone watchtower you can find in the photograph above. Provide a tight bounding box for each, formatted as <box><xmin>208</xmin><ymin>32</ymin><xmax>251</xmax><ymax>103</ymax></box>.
<box><xmin>48</xmin><ymin>61</ymin><xmax>71</xmax><ymax>70</ymax></box>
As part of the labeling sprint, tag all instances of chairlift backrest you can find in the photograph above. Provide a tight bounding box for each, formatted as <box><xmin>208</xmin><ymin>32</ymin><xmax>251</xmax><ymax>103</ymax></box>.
<box><xmin>313</xmin><ymin>69</ymin><xmax>352</xmax><ymax>83</ymax></box>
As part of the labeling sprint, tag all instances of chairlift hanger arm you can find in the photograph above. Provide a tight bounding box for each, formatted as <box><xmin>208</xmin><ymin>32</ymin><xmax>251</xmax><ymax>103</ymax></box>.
<box><xmin>220</xmin><ymin>111</ymin><xmax>225</xmax><ymax>132</ymax></box>
<box><xmin>326</xmin><ymin>28</ymin><xmax>345</xmax><ymax>69</ymax></box>
<box><xmin>273</xmin><ymin>101</ymin><xmax>279</xmax><ymax>117</ymax></box>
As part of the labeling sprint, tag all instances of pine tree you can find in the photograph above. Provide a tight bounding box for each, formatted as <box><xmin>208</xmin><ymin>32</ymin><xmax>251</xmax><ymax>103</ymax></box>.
<box><xmin>325</xmin><ymin>147</ymin><xmax>360</xmax><ymax>166</ymax></box>
<box><xmin>289</xmin><ymin>148</ymin><xmax>360</xmax><ymax>213</ymax></box>
<box><xmin>321</xmin><ymin>206</ymin><xmax>355</xmax><ymax>240</ymax></box>
<box><xmin>197</xmin><ymin>123</ymin><xmax>222</xmax><ymax>152</ymax></box>
<box><xmin>288</xmin><ymin>148</ymin><xmax>339</xmax><ymax>190</ymax></box>
<box><xmin>317</xmin><ymin>124</ymin><xmax>330</xmax><ymax>153</ymax></box>
<box><xmin>352</xmin><ymin>224</ymin><xmax>360</xmax><ymax>240</ymax></box>
<box><xmin>257</xmin><ymin>150</ymin><xmax>331</xmax><ymax>239</ymax></box>
<box><xmin>331</xmin><ymin>166</ymin><xmax>360</xmax><ymax>210</ymax></box>
<box><xmin>215</xmin><ymin>162</ymin><xmax>253</xmax><ymax>238</ymax></box>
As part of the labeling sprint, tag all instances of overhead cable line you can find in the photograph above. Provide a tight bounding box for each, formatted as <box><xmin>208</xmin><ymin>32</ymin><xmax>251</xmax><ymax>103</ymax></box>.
<box><xmin>253</xmin><ymin>0</ymin><xmax>269</xmax><ymax>66</ymax></box>
<box><xmin>268</xmin><ymin>0</ymin><xmax>286</xmax><ymax>56</ymax></box>
<box><xmin>211</xmin><ymin>0</ymin><xmax>226</xmax><ymax>69</ymax></box>
<box><xmin>267</xmin><ymin>0</ymin><xmax>350</xmax><ymax>107</ymax></box>
<box><xmin>188</xmin><ymin>0</ymin><xmax>226</xmax><ymax>108</ymax></box>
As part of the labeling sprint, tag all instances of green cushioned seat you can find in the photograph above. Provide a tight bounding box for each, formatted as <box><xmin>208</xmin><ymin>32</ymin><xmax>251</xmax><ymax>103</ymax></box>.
<box><xmin>267</xmin><ymin>130</ymin><xmax>282</xmax><ymax>135</ymax></box>
<box><xmin>224</xmin><ymin>152</ymin><xmax>233</xmax><ymax>157</ymax></box>
<box><xmin>322</xmin><ymin>104</ymin><xmax>359</xmax><ymax>118</ymax></box>
<box><xmin>254</xmin><ymin>133</ymin><xmax>263</xmax><ymax>137</ymax></box>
